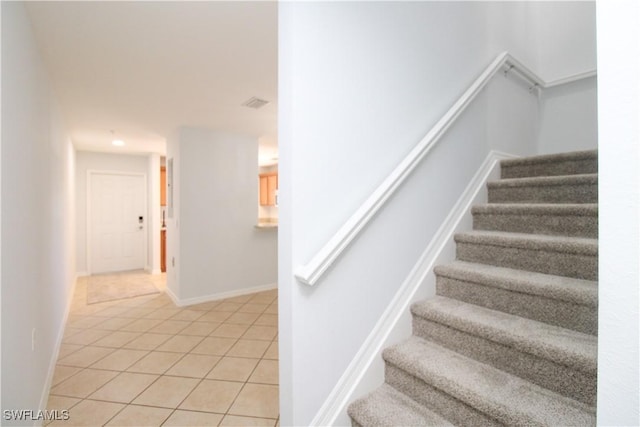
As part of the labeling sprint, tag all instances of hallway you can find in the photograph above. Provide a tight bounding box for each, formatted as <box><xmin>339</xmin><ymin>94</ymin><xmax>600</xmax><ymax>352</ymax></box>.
<box><xmin>46</xmin><ymin>274</ymin><xmax>279</xmax><ymax>426</ymax></box>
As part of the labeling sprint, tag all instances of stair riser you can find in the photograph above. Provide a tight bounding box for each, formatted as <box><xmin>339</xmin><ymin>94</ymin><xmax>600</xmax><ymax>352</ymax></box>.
<box><xmin>348</xmin><ymin>150</ymin><xmax>600</xmax><ymax>426</ymax></box>
<box><xmin>436</xmin><ymin>276</ymin><xmax>597</xmax><ymax>335</ymax></box>
<box><xmin>488</xmin><ymin>183</ymin><xmax>597</xmax><ymax>204</ymax></box>
<box><xmin>347</xmin><ymin>384</ymin><xmax>456</xmax><ymax>426</ymax></box>
<box><xmin>501</xmin><ymin>158</ymin><xmax>597</xmax><ymax>179</ymax></box>
<box><xmin>384</xmin><ymin>364</ymin><xmax>501</xmax><ymax>427</ymax></box>
<box><xmin>473</xmin><ymin>212</ymin><xmax>597</xmax><ymax>238</ymax></box>
<box><xmin>456</xmin><ymin>242</ymin><xmax>597</xmax><ymax>280</ymax></box>
<box><xmin>412</xmin><ymin>316</ymin><xmax>596</xmax><ymax>406</ymax></box>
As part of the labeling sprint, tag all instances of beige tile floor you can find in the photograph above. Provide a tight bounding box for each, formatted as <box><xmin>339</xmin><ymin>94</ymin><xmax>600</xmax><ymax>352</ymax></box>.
<box><xmin>46</xmin><ymin>274</ymin><xmax>279</xmax><ymax>426</ymax></box>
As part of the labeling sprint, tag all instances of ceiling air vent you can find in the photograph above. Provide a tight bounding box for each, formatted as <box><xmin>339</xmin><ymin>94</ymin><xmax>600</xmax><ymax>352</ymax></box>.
<box><xmin>242</xmin><ymin>97</ymin><xmax>270</xmax><ymax>109</ymax></box>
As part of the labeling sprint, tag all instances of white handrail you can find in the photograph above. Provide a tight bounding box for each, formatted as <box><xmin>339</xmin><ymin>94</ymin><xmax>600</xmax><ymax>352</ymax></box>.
<box><xmin>294</xmin><ymin>51</ymin><xmax>595</xmax><ymax>286</ymax></box>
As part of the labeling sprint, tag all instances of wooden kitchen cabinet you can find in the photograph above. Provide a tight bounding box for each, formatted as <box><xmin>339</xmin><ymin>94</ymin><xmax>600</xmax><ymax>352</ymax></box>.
<box><xmin>266</xmin><ymin>174</ymin><xmax>277</xmax><ymax>205</ymax></box>
<box><xmin>160</xmin><ymin>166</ymin><xmax>167</xmax><ymax>206</ymax></box>
<box><xmin>259</xmin><ymin>172</ymin><xmax>278</xmax><ymax>206</ymax></box>
<box><xmin>260</xmin><ymin>174</ymin><xmax>269</xmax><ymax>205</ymax></box>
<box><xmin>161</xmin><ymin>229</ymin><xmax>166</xmax><ymax>272</ymax></box>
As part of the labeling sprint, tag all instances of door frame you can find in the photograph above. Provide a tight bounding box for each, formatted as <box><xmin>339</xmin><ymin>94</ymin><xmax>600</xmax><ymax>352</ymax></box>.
<box><xmin>86</xmin><ymin>170</ymin><xmax>149</xmax><ymax>275</ymax></box>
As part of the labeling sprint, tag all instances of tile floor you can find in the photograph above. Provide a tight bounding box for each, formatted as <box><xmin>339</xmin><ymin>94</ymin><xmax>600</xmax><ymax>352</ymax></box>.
<box><xmin>46</xmin><ymin>274</ymin><xmax>279</xmax><ymax>426</ymax></box>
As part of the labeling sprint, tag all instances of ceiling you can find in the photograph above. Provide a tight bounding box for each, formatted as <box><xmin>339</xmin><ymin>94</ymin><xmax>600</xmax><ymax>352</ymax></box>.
<box><xmin>25</xmin><ymin>1</ymin><xmax>278</xmax><ymax>162</ymax></box>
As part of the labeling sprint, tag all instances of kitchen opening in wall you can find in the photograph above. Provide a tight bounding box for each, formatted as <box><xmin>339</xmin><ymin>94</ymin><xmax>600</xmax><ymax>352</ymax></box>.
<box><xmin>257</xmin><ymin>151</ymin><xmax>278</xmax><ymax>228</ymax></box>
<box><xmin>167</xmin><ymin>157</ymin><xmax>173</xmax><ymax>218</ymax></box>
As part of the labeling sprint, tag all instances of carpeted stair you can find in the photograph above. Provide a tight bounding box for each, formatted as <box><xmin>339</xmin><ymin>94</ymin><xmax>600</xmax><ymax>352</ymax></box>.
<box><xmin>348</xmin><ymin>149</ymin><xmax>598</xmax><ymax>426</ymax></box>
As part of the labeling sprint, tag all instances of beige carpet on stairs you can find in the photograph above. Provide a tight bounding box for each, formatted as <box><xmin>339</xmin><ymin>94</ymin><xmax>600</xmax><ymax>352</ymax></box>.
<box><xmin>348</xmin><ymin>149</ymin><xmax>599</xmax><ymax>426</ymax></box>
<box><xmin>86</xmin><ymin>270</ymin><xmax>160</xmax><ymax>304</ymax></box>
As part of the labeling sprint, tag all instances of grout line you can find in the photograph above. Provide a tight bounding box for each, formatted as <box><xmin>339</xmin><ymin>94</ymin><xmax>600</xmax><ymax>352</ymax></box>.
<box><xmin>49</xmin><ymin>275</ymin><xmax>278</xmax><ymax>425</ymax></box>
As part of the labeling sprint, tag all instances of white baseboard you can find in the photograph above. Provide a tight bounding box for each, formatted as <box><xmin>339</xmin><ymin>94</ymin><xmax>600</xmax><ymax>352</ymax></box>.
<box><xmin>38</xmin><ymin>273</ymin><xmax>79</xmax><ymax>423</ymax></box>
<box><xmin>165</xmin><ymin>286</ymin><xmax>180</xmax><ymax>306</ymax></box>
<box><xmin>167</xmin><ymin>283</ymin><xmax>278</xmax><ymax>308</ymax></box>
<box><xmin>77</xmin><ymin>270</ymin><xmax>164</xmax><ymax>277</ymax></box>
<box><xmin>310</xmin><ymin>150</ymin><xmax>518</xmax><ymax>426</ymax></box>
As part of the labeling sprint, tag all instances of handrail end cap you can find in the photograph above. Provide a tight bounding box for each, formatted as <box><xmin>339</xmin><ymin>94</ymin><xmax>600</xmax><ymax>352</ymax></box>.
<box><xmin>294</xmin><ymin>270</ymin><xmax>315</xmax><ymax>286</ymax></box>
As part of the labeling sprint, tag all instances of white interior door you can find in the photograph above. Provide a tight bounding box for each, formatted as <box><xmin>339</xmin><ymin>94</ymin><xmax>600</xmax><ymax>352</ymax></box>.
<box><xmin>89</xmin><ymin>172</ymin><xmax>147</xmax><ymax>274</ymax></box>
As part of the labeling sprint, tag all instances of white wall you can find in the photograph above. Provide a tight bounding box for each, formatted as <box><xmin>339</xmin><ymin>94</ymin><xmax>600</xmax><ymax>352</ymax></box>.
<box><xmin>529</xmin><ymin>2</ymin><xmax>597</xmax><ymax>82</ymax></box>
<box><xmin>166</xmin><ymin>127</ymin><xmax>277</xmax><ymax>303</ymax></box>
<box><xmin>596</xmin><ymin>1</ymin><xmax>640</xmax><ymax>425</ymax></box>
<box><xmin>532</xmin><ymin>1</ymin><xmax>597</xmax><ymax>155</ymax></box>
<box><xmin>486</xmin><ymin>68</ymin><xmax>540</xmax><ymax>157</ymax></box>
<box><xmin>166</xmin><ymin>131</ymin><xmax>181</xmax><ymax>298</ymax></box>
<box><xmin>279</xmin><ymin>3</ymin><xmax>494</xmax><ymax>425</ymax></box>
<box><xmin>488</xmin><ymin>1</ymin><xmax>596</xmax><ymax>81</ymax></box>
<box><xmin>487</xmin><ymin>1</ymin><xmax>597</xmax><ymax>155</ymax></box>
<box><xmin>538</xmin><ymin>76</ymin><xmax>598</xmax><ymax>155</ymax></box>
<box><xmin>279</xmin><ymin>2</ymin><xmax>598</xmax><ymax>426</ymax></box>
<box><xmin>1</xmin><ymin>3</ymin><xmax>3</xmax><ymax>412</ymax></box>
<box><xmin>1</xmin><ymin>1</ymin><xmax>76</xmax><ymax>420</ymax></box>
<box><xmin>148</xmin><ymin>154</ymin><xmax>161</xmax><ymax>274</ymax></box>
<box><xmin>75</xmin><ymin>151</ymin><xmax>149</xmax><ymax>274</ymax></box>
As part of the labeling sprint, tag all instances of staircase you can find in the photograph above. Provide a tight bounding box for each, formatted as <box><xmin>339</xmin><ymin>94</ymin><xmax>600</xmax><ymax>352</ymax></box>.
<box><xmin>348</xmin><ymin>150</ymin><xmax>598</xmax><ymax>426</ymax></box>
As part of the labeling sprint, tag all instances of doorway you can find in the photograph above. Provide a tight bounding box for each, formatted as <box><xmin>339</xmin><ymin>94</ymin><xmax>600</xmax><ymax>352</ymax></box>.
<box><xmin>87</xmin><ymin>171</ymin><xmax>147</xmax><ymax>274</ymax></box>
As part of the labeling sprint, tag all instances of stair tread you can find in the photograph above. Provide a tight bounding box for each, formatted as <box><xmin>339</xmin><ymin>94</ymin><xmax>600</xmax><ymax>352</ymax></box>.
<box><xmin>435</xmin><ymin>261</ymin><xmax>597</xmax><ymax>306</ymax></box>
<box><xmin>488</xmin><ymin>173</ymin><xmax>597</xmax><ymax>188</ymax></box>
<box><xmin>348</xmin><ymin>383</ymin><xmax>454</xmax><ymax>427</ymax></box>
<box><xmin>384</xmin><ymin>337</ymin><xmax>596</xmax><ymax>426</ymax></box>
<box><xmin>455</xmin><ymin>230</ymin><xmax>597</xmax><ymax>254</ymax></box>
<box><xmin>349</xmin><ymin>149</ymin><xmax>599</xmax><ymax>427</ymax></box>
<box><xmin>472</xmin><ymin>203</ymin><xmax>598</xmax><ymax>216</ymax></box>
<box><xmin>411</xmin><ymin>296</ymin><xmax>596</xmax><ymax>373</ymax></box>
<box><xmin>501</xmin><ymin>150</ymin><xmax>597</xmax><ymax>167</ymax></box>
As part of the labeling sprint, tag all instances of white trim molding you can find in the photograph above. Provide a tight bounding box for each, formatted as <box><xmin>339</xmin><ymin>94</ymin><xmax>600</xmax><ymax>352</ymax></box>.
<box><xmin>166</xmin><ymin>283</ymin><xmax>278</xmax><ymax>308</ymax></box>
<box><xmin>294</xmin><ymin>51</ymin><xmax>597</xmax><ymax>287</ymax></box>
<box><xmin>38</xmin><ymin>274</ymin><xmax>80</xmax><ymax>417</ymax></box>
<box><xmin>546</xmin><ymin>69</ymin><xmax>597</xmax><ymax>88</ymax></box>
<box><xmin>309</xmin><ymin>150</ymin><xmax>518</xmax><ymax>426</ymax></box>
